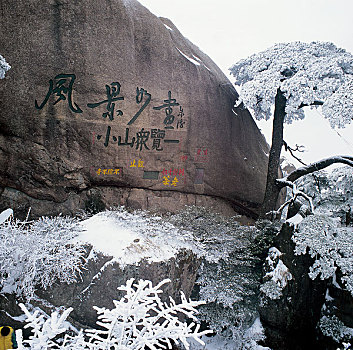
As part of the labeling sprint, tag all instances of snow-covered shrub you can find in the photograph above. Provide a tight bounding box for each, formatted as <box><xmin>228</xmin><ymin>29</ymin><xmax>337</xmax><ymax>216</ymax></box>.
<box><xmin>251</xmin><ymin>220</ymin><xmax>281</xmax><ymax>260</ymax></box>
<box><xmin>0</xmin><ymin>210</ymin><xmax>86</xmax><ymax>299</ymax></box>
<box><xmin>0</xmin><ymin>54</ymin><xmax>11</xmax><ymax>79</ymax></box>
<box><xmin>166</xmin><ymin>207</ymin><xmax>263</xmax><ymax>346</ymax></box>
<box><xmin>85</xmin><ymin>278</ymin><xmax>209</xmax><ymax>349</ymax></box>
<box><xmin>16</xmin><ymin>303</ymin><xmax>74</xmax><ymax>349</ymax></box>
<box><xmin>16</xmin><ymin>278</ymin><xmax>210</xmax><ymax>350</ymax></box>
<box><xmin>260</xmin><ymin>247</ymin><xmax>292</xmax><ymax>300</ymax></box>
<box><xmin>319</xmin><ymin>315</ymin><xmax>353</xmax><ymax>344</ymax></box>
<box><xmin>295</xmin><ymin>166</ymin><xmax>353</xmax><ymax>222</ymax></box>
<box><xmin>293</xmin><ymin>215</ymin><xmax>353</xmax><ymax>295</ymax></box>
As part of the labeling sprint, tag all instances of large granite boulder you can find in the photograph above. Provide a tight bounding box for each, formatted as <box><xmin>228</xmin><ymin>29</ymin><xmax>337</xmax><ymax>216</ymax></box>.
<box><xmin>0</xmin><ymin>0</ymin><xmax>269</xmax><ymax>218</ymax></box>
<box><xmin>35</xmin><ymin>247</ymin><xmax>200</xmax><ymax>329</ymax></box>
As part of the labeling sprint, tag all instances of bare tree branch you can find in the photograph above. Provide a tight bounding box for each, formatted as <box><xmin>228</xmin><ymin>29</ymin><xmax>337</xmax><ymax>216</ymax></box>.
<box><xmin>298</xmin><ymin>100</ymin><xmax>324</xmax><ymax>109</ymax></box>
<box><xmin>276</xmin><ymin>156</ymin><xmax>353</xmax><ymax>185</ymax></box>
<box><xmin>268</xmin><ymin>179</ymin><xmax>314</xmax><ymax>217</ymax></box>
<box><xmin>283</xmin><ymin>141</ymin><xmax>306</xmax><ymax>166</ymax></box>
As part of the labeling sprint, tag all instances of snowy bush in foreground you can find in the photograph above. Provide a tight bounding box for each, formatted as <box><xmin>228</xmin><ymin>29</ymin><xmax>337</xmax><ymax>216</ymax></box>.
<box><xmin>0</xmin><ymin>210</ymin><xmax>86</xmax><ymax>299</ymax></box>
<box><xmin>16</xmin><ymin>278</ymin><xmax>210</xmax><ymax>350</ymax></box>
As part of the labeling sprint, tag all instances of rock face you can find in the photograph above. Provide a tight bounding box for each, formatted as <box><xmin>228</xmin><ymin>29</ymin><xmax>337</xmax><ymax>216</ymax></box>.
<box><xmin>259</xmin><ymin>223</ymin><xmax>328</xmax><ymax>350</ymax></box>
<box><xmin>35</xmin><ymin>247</ymin><xmax>201</xmax><ymax>329</ymax></box>
<box><xmin>0</xmin><ymin>0</ymin><xmax>269</xmax><ymax>218</ymax></box>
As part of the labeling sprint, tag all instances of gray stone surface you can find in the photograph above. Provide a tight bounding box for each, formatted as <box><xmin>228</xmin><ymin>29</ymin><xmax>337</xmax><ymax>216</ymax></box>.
<box><xmin>0</xmin><ymin>0</ymin><xmax>269</xmax><ymax>218</ymax></box>
<box><xmin>32</xmin><ymin>246</ymin><xmax>200</xmax><ymax>330</ymax></box>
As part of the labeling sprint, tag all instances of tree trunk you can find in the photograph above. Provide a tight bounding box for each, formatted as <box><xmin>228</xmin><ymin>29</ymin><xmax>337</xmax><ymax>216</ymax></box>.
<box><xmin>259</xmin><ymin>89</ymin><xmax>286</xmax><ymax>219</ymax></box>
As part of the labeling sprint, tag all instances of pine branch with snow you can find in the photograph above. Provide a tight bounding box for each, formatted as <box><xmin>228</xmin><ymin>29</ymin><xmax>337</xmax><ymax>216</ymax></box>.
<box><xmin>293</xmin><ymin>215</ymin><xmax>353</xmax><ymax>295</ymax></box>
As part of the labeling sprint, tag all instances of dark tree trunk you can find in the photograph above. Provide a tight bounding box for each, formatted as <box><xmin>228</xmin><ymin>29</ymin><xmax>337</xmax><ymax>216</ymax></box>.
<box><xmin>259</xmin><ymin>89</ymin><xmax>286</xmax><ymax>219</ymax></box>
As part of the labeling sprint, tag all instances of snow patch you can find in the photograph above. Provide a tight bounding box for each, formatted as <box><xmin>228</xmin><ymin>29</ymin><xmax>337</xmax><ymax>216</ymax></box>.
<box><xmin>192</xmin><ymin>54</ymin><xmax>202</xmax><ymax>62</ymax></box>
<box><xmin>0</xmin><ymin>54</ymin><xmax>11</xmax><ymax>79</ymax></box>
<box><xmin>176</xmin><ymin>47</ymin><xmax>200</xmax><ymax>66</ymax></box>
<box><xmin>187</xmin><ymin>318</ymin><xmax>270</xmax><ymax>350</ymax></box>
<box><xmin>287</xmin><ymin>213</ymin><xmax>304</xmax><ymax>226</ymax></box>
<box><xmin>0</xmin><ymin>208</ymin><xmax>13</xmax><ymax>224</ymax></box>
<box><xmin>163</xmin><ymin>23</ymin><xmax>173</xmax><ymax>31</ymax></box>
<box><xmin>232</xmin><ymin>108</ymin><xmax>238</xmax><ymax>116</ymax></box>
<box><xmin>79</xmin><ymin>215</ymin><xmax>137</xmax><ymax>257</ymax></box>
<box><xmin>76</xmin><ymin>209</ymin><xmax>200</xmax><ymax>267</ymax></box>
<box><xmin>325</xmin><ymin>288</ymin><xmax>334</xmax><ymax>302</ymax></box>
<box><xmin>5</xmin><ymin>311</ymin><xmax>27</xmax><ymax>322</ymax></box>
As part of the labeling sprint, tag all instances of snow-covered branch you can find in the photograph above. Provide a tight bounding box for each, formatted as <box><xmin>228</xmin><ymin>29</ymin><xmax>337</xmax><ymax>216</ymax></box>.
<box><xmin>86</xmin><ymin>278</ymin><xmax>211</xmax><ymax>350</ymax></box>
<box><xmin>270</xmin><ymin>156</ymin><xmax>353</xmax><ymax>216</ymax></box>
<box><xmin>280</xmin><ymin>156</ymin><xmax>353</xmax><ymax>184</ymax></box>
<box><xmin>269</xmin><ymin>179</ymin><xmax>314</xmax><ymax>217</ymax></box>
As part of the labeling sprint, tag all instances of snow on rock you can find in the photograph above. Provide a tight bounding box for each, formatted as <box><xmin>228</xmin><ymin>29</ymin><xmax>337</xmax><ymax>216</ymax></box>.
<box><xmin>0</xmin><ymin>54</ymin><xmax>11</xmax><ymax>79</ymax></box>
<box><xmin>163</xmin><ymin>23</ymin><xmax>173</xmax><ymax>31</ymax></box>
<box><xmin>77</xmin><ymin>209</ymin><xmax>200</xmax><ymax>267</ymax></box>
<box><xmin>35</xmin><ymin>209</ymin><xmax>202</xmax><ymax>329</ymax></box>
<box><xmin>175</xmin><ymin>47</ymin><xmax>212</xmax><ymax>71</ymax></box>
<box><xmin>0</xmin><ymin>208</ymin><xmax>13</xmax><ymax>224</ymax></box>
<box><xmin>176</xmin><ymin>47</ymin><xmax>201</xmax><ymax>66</ymax></box>
<box><xmin>286</xmin><ymin>212</ymin><xmax>304</xmax><ymax>226</ymax></box>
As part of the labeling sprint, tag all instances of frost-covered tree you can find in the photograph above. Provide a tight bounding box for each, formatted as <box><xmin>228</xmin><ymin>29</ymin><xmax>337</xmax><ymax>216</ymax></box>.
<box><xmin>0</xmin><ymin>54</ymin><xmax>11</xmax><ymax>79</ymax></box>
<box><xmin>230</xmin><ymin>41</ymin><xmax>353</xmax><ymax>218</ymax></box>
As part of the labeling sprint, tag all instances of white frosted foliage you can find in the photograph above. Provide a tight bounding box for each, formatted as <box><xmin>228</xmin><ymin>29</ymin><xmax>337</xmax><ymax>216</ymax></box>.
<box><xmin>16</xmin><ymin>279</ymin><xmax>210</xmax><ymax>350</ymax></box>
<box><xmin>0</xmin><ymin>213</ymin><xmax>86</xmax><ymax>299</ymax></box>
<box><xmin>230</xmin><ymin>41</ymin><xmax>353</xmax><ymax>128</ymax></box>
<box><xmin>293</xmin><ymin>215</ymin><xmax>353</xmax><ymax>295</ymax></box>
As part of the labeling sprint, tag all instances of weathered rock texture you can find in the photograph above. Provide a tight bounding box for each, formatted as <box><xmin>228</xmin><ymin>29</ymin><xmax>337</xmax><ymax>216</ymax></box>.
<box><xmin>0</xmin><ymin>0</ymin><xmax>269</xmax><ymax>218</ymax></box>
<box><xmin>260</xmin><ymin>223</ymin><xmax>328</xmax><ymax>350</ymax></box>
